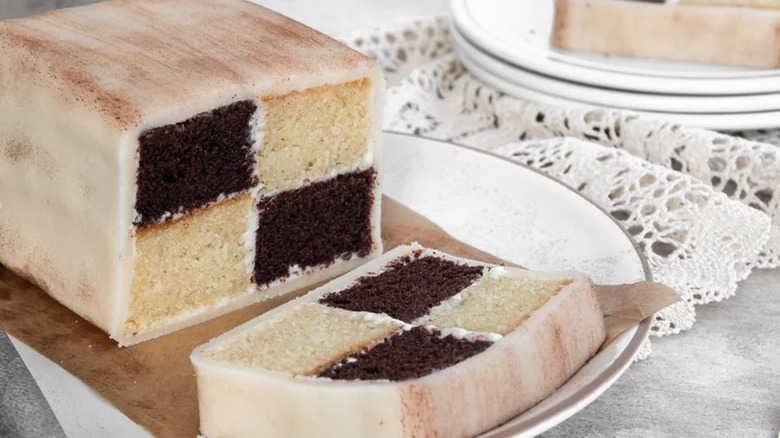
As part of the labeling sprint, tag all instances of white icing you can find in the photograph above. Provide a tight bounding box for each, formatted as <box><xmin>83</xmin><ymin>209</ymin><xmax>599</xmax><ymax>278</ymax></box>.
<box><xmin>436</xmin><ymin>326</ymin><xmax>470</xmax><ymax>338</ymax></box>
<box><xmin>287</xmin><ymin>264</ymin><xmax>305</xmax><ymax>277</ymax></box>
<box><xmin>249</xmin><ymin>102</ymin><xmax>266</xmax><ymax>184</ymax></box>
<box><xmin>486</xmin><ymin>266</ymin><xmax>507</xmax><ymax>281</ymax></box>
<box><xmin>359</xmin><ymin>311</ymin><xmax>394</xmax><ymax>324</ymax></box>
<box><xmin>242</xmin><ymin>206</ymin><xmax>259</xmax><ymax>282</ymax></box>
<box><xmin>474</xmin><ymin>332</ymin><xmax>504</xmax><ymax>343</ymax></box>
<box><xmin>422</xmin><ymin>289</ymin><xmax>467</xmax><ymax>317</ymax></box>
<box><xmin>415</xmin><ymin>269</ymin><xmax>489</xmax><ymax>322</ymax></box>
<box><xmin>0</xmin><ymin>76</ymin><xmax>125</xmax><ymax>335</ymax></box>
<box><xmin>242</xmin><ymin>103</ymin><xmax>264</xmax><ymax>286</ymax></box>
<box><xmin>134</xmin><ymin>190</ymin><xmax>248</xmax><ymax>229</ymax></box>
<box><xmin>433</xmin><ymin>326</ymin><xmax>503</xmax><ymax>342</ymax></box>
<box><xmin>362</xmin><ymin>151</ymin><xmax>374</xmax><ymax>167</ymax></box>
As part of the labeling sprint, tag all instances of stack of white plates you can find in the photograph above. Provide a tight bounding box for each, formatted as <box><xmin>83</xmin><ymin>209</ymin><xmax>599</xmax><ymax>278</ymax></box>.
<box><xmin>450</xmin><ymin>0</ymin><xmax>780</xmax><ymax>130</ymax></box>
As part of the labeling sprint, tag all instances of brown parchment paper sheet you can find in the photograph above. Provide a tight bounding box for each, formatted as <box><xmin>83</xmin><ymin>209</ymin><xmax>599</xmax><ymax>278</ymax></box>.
<box><xmin>0</xmin><ymin>196</ymin><xmax>679</xmax><ymax>437</ymax></box>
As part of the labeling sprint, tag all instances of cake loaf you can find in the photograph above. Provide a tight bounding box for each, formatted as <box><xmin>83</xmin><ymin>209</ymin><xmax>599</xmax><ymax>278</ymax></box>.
<box><xmin>552</xmin><ymin>0</ymin><xmax>780</xmax><ymax>68</ymax></box>
<box><xmin>191</xmin><ymin>244</ymin><xmax>606</xmax><ymax>438</ymax></box>
<box><xmin>0</xmin><ymin>0</ymin><xmax>383</xmax><ymax>345</ymax></box>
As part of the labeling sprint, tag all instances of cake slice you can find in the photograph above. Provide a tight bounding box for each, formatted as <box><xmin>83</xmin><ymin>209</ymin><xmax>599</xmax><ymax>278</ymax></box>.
<box><xmin>0</xmin><ymin>0</ymin><xmax>383</xmax><ymax>345</ymax></box>
<box><xmin>552</xmin><ymin>0</ymin><xmax>780</xmax><ymax>68</ymax></box>
<box><xmin>191</xmin><ymin>244</ymin><xmax>606</xmax><ymax>438</ymax></box>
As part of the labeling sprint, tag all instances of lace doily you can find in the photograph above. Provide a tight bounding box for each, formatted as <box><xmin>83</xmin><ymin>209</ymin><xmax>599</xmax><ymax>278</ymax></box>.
<box><xmin>342</xmin><ymin>19</ymin><xmax>776</xmax><ymax>357</ymax></box>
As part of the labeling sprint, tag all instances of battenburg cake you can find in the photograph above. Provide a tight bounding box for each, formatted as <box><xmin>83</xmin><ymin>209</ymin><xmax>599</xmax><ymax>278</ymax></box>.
<box><xmin>0</xmin><ymin>0</ymin><xmax>383</xmax><ymax>345</ymax></box>
<box><xmin>191</xmin><ymin>244</ymin><xmax>606</xmax><ymax>438</ymax></box>
<box><xmin>552</xmin><ymin>0</ymin><xmax>780</xmax><ymax>68</ymax></box>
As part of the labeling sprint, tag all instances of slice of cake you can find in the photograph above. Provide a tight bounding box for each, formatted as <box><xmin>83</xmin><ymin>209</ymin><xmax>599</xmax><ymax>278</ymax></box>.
<box><xmin>191</xmin><ymin>244</ymin><xmax>606</xmax><ymax>438</ymax></box>
<box><xmin>0</xmin><ymin>0</ymin><xmax>383</xmax><ymax>345</ymax></box>
<box><xmin>552</xmin><ymin>0</ymin><xmax>780</xmax><ymax>68</ymax></box>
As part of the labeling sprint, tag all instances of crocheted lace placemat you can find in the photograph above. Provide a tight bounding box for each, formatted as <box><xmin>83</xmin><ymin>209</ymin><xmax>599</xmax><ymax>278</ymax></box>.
<box><xmin>341</xmin><ymin>19</ymin><xmax>778</xmax><ymax>358</ymax></box>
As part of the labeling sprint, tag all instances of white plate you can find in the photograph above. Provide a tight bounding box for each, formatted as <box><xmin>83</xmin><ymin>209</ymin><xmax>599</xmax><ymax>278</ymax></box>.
<box><xmin>12</xmin><ymin>132</ymin><xmax>651</xmax><ymax>438</ymax></box>
<box><xmin>451</xmin><ymin>0</ymin><xmax>780</xmax><ymax>95</ymax></box>
<box><xmin>453</xmin><ymin>26</ymin><xmax>780</xmax><ymax>115</ymax></box>
<box><xmin>458</xmin><ymin>45</ymin><xmax>780</xmax><ymax>130</ymax></box>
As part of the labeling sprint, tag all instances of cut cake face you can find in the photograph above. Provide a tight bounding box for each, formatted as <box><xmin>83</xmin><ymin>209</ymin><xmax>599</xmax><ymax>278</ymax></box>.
<box><xmin>191</xmin><ymin>244</ymin><xmax>607</xmax><ymax>438</ymax></box>
<box><xmin>0</xmin><ymin>0</ymin><xmax>383</xmax><ymax>345</ymax></box>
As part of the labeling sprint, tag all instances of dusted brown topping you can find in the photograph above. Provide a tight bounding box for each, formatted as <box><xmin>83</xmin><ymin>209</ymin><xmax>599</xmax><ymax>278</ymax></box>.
<box><xmin>253</xmin><ymin>168</ymin><xmax>377</xmax><ymax>286</ymax></box>
<box><xmin>134</xmin><ymin>100</ymin><xmax>256</xmax><ymax>227</ymax></box>
<box><xmin>318</xmin><ymin>327</ymin><xmax>492</xmax><ymax>381</ymax></box>
<box><xmin>0</xmin><ymin>0</ymin><xmax>374</xmax><ymax>128</ymax></box>
<box><xmin>319</xmin><ymin>255</ymin><xmax>484</xmax><ymax>322</ymax></box>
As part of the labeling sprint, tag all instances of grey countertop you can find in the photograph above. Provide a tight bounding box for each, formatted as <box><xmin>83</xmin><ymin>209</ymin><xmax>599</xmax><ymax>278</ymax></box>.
<box><xmin>4</xmin><ymin>0</ymin><xmax>779</xmax><ymax>437</ymax></box>
<box><xmin>545</xmin><ymin>269</ymin><xmax>779</xmax><ymax>438</ymax></box>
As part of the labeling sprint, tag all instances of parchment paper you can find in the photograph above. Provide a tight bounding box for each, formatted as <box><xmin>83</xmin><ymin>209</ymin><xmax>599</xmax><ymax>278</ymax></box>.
<box><xmin>0</xmin><ymin>196</ymin><xmax>679</xmax><ymax>437</ymax></box>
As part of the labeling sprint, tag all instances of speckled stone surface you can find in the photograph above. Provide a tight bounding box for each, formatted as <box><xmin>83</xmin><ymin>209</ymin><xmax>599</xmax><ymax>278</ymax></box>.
<box><xmin>3</xmin><ymin>1</ymin><xmax>779</xmax><ymax>437</ymax></box>
<box><xmin>0</xmin><ymin>329</ymin><xmax>65</xmax><ymax>438</ymax></box>
<box><xmin>0</xmin><ymin>0</ymin><xmax>101</xmax><ymax>20</ymax></box>
<box><xmin>541</xmin><ymin>269</ymin><xmax>779</xmax><ymax>438</ymax></box>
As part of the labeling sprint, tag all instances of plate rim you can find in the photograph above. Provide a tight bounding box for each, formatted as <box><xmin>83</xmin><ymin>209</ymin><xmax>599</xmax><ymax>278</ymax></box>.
<box><xmin>384</xmin><ymin>131</ymin><xmax>652</xmax><ymax>437</ymax></box>
<box><xmin>450</xmin><ymin>0</ymin><xmax>780</xmax><ymax>95</ymax></box>
<box><xmin>451</xmin><ymin>25</ymin><xmax>780</xmax><ymax>115</ymax></box>
<box><xmin>454</xmin><ymin>44</ymin><xmax>780</xmax><ymax>131</ymax></box>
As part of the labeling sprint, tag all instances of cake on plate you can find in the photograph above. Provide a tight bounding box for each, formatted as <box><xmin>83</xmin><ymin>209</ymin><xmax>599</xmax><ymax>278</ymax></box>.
<box><xmin>191</xmin><ymin>244</ymin><xmax>606</xmax><ymax>438</ymax></box>
<box><xmin>0</xmin><ymin>0</ymin><xmax>383</xmax><ymax>345</ymax></box>
<box><xmin>552</xmin><ymin>0</ymin><xmax>780</xmax><ymax>68</ymax></box>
